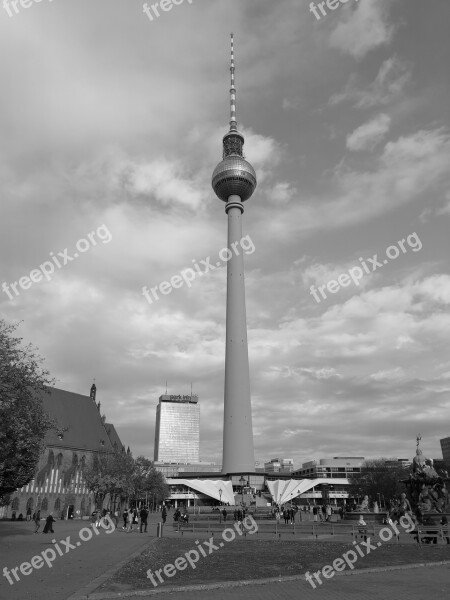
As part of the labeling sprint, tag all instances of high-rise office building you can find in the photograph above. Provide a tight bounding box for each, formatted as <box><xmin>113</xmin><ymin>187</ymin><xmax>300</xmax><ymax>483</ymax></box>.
<box><xmin>440</xmin><ymin>436</ymin><xmax>450</xmax><ymax>466</ymax></box>
<box><xmin>154</xmin><ymin>394</ymin><xmax>200</xmax><ymax>462</ymax></box>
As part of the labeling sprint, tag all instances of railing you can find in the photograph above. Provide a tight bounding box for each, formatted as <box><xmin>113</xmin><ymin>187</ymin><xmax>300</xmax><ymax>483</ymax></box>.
<box><xmin>165</xmin><ymin>519</ymin><xmax>450</xmax><ymax>545</ymax></box>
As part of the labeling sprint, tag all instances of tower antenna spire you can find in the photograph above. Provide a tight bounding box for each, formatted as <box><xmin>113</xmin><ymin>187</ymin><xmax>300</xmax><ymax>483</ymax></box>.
<box><xmin>230</xmin><ymin>33</ymin><xmax>237</xmax><ymax>132</ymax></box>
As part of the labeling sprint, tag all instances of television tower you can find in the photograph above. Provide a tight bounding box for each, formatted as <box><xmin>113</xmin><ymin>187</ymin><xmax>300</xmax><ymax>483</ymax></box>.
<box><xmin>212</xmin><ymin>34</ymin><xmax>256</xmax><ymax>474</ymax></box>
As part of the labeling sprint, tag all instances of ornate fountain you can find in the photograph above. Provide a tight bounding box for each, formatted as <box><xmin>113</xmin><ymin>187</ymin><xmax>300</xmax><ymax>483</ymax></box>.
<box><xmin>399</xmin><ymin>435</ymin><xmax>449</xmax><ymax>522</ymax></box>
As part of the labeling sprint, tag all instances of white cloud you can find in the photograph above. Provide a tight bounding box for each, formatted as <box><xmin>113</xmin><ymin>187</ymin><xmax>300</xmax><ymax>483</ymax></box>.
<box><xmin>263</xmin><ymin>128</ymin><xmax>450</xmax><ymax>238</ymax></box>
<box><xmin>329</xmin><ymin>57</ymin><xmax>411</xmax><ymax>108</ymax></box>
<box><xmin>437</xmin><ymin>192</ymin><xmax>450</xmax><ymax>216</ymax></box>
<box><xmin>346</xmin><ymin>113</ymin><xmax>391</xmax><ymax>151</ymax></box>
<box><xmin>267</xmin><ymin>182</ymin><xmax>296</xmax><ymax>205</ymax></box>
<box><xmin>370</xmin><ymin>367</ymin><xmax>404</xmax><ymax>381</ymax></box>
<box><xmin>329</xmin><ymin>0</ymin><xmax>395</xmax><ymax>60</ymax></box>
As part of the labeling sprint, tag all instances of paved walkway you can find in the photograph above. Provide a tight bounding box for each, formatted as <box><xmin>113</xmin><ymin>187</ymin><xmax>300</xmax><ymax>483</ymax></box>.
<box><xmin>0</xmin><ymin>515</ymin><xmax>160</xmax><ymax>600</ymax></box>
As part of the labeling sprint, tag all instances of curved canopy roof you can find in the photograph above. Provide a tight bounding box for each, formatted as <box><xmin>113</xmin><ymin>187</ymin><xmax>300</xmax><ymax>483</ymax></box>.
<box><xmin>166</xmin><ymin>479</ymin><xmax>235</xmax><ymax>505</ymax></box>
<box><xmin>267</xmin><ymin>478</ymin><xmax>349</xmax><ymax>505</ymax></box>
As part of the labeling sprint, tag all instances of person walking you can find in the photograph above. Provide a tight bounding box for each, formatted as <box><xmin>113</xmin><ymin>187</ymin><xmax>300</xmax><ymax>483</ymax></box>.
<box><xmin>126</xmin><ymin>509</ymin><xmax>134</xmax><ymax>532</ymax></box>
<box><xmin>440</xmin><ymin>515</ymin><xmax>450</xmax><ymax>544</ymax></box>
<box><xmin>33</xmin><ymin>510</ymin><xmax>41</xmax><ymax>533</ymax></box>
<box><xmin>122</xmin><ymin>508</ymin><xmax>128</xmax><ymax>530</ymax></box>
<box><xmin>42</xmin><ymin>513</ymin><xmax>54</xmax><ymax>534</ymax></box>
<box><xmin>161</xmin><ymin>506</ymin><xmax>167</xmax><ymax>524</ymax></box>
<box><xmin>312</xmin><ymin>505</ymin><xmax>318</xmax><ymax>522</ymax></box>
<box><xmin>90</xmin><ymin>510</ymin><xmax>98</xmax><ymax>529</ymax></box>
<box><xmin>140</xmin><ymin>506</ymin><xmax>148</xmax><ymax>533</ymax></box>
<box><xmin>222</xmin><ymin>508</ymin><xmax>227</xmax><ymax>522</ymax></box>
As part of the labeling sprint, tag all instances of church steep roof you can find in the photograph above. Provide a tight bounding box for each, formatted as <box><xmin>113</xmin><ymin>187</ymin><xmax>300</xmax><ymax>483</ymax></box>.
<box><xmin>38</xmin><ymin>387</ymin><xmax>115</xmax><ymax>453</ymax></box>
<box><xmin>104</xmin><ymin>423</ymin><xmax>124</xmax><ymax>453</ymax></box>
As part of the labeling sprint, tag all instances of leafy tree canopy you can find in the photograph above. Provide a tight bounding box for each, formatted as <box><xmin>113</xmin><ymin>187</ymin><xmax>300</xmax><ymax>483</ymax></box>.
<box><xmin>348</xmin><ymin>458</ymin><xmax>410</xmax><ymax>507</ymax></box>
<box><xmin>0</xmin><ymin>320</ymin><xmax>55</xmax><ymax>497</ymax></box>
<box><xmin>83</xmin><ymin>452</ymin><xmax>169</xmax><ymax>508</ymax></box>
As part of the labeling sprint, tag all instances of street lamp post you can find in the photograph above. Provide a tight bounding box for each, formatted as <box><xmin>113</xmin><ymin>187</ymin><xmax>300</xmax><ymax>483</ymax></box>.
<box><xmin>239</xmin><ymin>476</ymin><xmax>245</xmax><ymax>507</ymax></box>
<box><xmin>219</xmin><ymin>488</ymin><xmax>223</xmax><ymax>506</ymax></box>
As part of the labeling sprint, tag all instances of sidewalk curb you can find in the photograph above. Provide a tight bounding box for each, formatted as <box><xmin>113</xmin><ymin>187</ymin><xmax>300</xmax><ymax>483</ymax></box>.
<box><xmin>66</xmin><ymin>537</ymin><xmax>158</xmax><ymax>600</ymax></box>
<box><xmin>73</xmin><ymin>560</ymin><xmax>450</xmax><ymax>599</ymax></box>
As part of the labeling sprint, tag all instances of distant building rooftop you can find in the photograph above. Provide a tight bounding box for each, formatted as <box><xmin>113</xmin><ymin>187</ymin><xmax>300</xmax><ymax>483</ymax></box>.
<box><xmin>159</xmin><ymin>394</ymin><xmax>199</xmax><ymax>404</ymax></box>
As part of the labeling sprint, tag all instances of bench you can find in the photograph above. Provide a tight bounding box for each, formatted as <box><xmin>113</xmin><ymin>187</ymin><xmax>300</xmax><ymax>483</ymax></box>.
<box><xmin>414</xmin><ymin>527</ymin><xmax>444</xmax><ymax>544</ymax></box>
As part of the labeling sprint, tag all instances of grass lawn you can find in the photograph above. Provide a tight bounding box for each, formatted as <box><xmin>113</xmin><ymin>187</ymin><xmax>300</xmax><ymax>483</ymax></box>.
<box><xmin>97</xmin><ymin>537</ymin><xmax>450</xmax><ymax>593</ymax></box>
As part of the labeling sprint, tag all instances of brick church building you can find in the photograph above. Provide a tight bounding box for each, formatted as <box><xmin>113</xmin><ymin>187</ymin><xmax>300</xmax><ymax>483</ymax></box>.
<box><xmin>2</xmin><ymin>383</ymin><xmax>124</xmax><ymax>520</ymax></box>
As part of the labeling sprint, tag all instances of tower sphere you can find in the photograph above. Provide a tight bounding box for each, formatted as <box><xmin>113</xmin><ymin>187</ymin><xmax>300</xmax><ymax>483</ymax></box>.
<box><xmin>212</xmin><ymin>154</ymin><xmax>257</xmax><ymax>202</ymax></box>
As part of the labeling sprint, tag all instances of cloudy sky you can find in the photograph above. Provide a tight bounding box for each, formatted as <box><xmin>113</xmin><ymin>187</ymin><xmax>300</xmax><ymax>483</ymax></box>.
<box><xmin>1</xmin><ymin>0</ymin><xmax>449</xmax><ymax>469</ymax></box>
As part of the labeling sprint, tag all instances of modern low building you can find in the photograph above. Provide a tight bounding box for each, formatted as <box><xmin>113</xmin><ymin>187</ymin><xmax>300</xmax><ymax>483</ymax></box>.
<box><xmin>264</xmin><ymin>458</ymin><xmax>294</xmax><ymax>473</ymax></box>
<box><xmin>293</xmin><ymin>457</ymin><xmax>365</xmax><ymax>479</ymax></box>
<box><xmin>154</xmin><ymin>394</ymin><xmax>200</xmax><ymax>463</ymax></box>
<box><xmin>159</xmin><ymin>457</ymin><xmax>365</xmax><ymax>508</ymax></box>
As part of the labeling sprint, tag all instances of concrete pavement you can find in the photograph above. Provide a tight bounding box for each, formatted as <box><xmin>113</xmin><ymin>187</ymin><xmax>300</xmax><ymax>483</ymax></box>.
<box><xmin>0</xmin><ymin>515</ymin><xmax>159</xmax><ymax>600</ymax></box>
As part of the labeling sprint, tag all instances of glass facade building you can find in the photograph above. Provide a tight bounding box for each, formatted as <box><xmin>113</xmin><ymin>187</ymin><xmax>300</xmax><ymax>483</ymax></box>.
<box><xmin>154</xmin><ymin>395</ymin><xmax>200</xmax><ymax>462</ymax></box>
<box><xmin>440</xmin><ymin>437</ymin><xmax>450</xmax><ymax>465</ymax></box>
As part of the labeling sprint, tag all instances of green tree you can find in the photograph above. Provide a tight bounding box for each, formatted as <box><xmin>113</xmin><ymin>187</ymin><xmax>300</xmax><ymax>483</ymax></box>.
<box><xmin>0</xmin><ymin>320</ymin><xmax>54</xmax><ymax>497</ymax></box>
<box><xmin>348</xmin><ymin>458</ymin><xmax>409</xmax><ymax>507</ymax></box>
<box><xmin>83</xmin><ymin>451</ymin><xmax>135</xmax><ymax>509</ymax></box>
<box><xmin>83</xmin><ymin>453</ymin><xmax>170</xmax><ymax>510</ymax></box>
<box><xmin>132</xmin><ymin>456</ymin><xmax>170</xmax><ymax>507</ymax></box>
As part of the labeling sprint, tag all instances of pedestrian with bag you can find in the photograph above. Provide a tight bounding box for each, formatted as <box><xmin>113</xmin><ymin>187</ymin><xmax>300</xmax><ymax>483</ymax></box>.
<box><xmin>33</xmin><ymin>510</ymin><xmax>41</xmax><ymax>533</ymax></box>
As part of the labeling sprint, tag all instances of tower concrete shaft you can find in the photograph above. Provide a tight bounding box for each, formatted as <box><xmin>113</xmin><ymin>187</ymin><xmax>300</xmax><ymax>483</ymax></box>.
<box><xmin>212</xmin><ymin>35</ymin><xmax>257</xmax><ymax>475</ymax></box>
<box><xmin>222</xmin><ymin>196</ymin><xmax>255</xmax><ymax>473</ymax></box>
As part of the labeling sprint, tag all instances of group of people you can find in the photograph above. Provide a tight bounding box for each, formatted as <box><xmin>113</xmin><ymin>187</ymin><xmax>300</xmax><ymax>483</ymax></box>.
<box><xmin>311</xmin><ymin>504</ymin><xmax>333</xmax><ymax>522</ymax></box>
<box><xmin>32</xmin><ymin>510</ymin><xmax>55</xmax><ymax>534</ymax></box>
<box><xmin>233</xmin><ymin>507</ymin><xmax>248</xmax><ymax>522</ymax></box>
<box><xmin>173</xmin><ymin>508</ymin><xmax>189</xmax><ymax>523</ymax></box>
<box><xmin>272</xmin><ymin>506</ymin><xmax>298</xmax><ymax>524</ymax></box>
<box><xmin>118</xmin><ymin>506</ymin><xmax>149</xmax><ymax>533</ymax></box>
